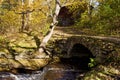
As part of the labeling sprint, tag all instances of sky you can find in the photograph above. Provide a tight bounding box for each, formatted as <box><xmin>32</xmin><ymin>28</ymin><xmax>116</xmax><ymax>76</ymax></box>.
<box><xmin>90</xmin><ymin>0</ymin><xmax>99</xmax><ymax>8</ymax></box>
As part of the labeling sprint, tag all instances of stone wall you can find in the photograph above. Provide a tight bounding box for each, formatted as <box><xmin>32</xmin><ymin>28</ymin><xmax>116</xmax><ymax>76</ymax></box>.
<box><xmin>58</xmin><ymin>36</ymin><xmax>120</xmax><ymax>63</ymax></box>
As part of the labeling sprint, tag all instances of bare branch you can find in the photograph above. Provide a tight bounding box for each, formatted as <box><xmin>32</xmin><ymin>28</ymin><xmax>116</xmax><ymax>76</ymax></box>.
<box><xmin>46</xmin><ymin>0</ymin><xmax>53</xmax><ymax>17</ymax></box>
<box><xmin>26</xmin><ymin>9</ymin><xmax>35</xmax><ymax>13</ymax></box>
<box><xmin>38</xmin><ymin>0</ymin><xmax>61</xmax><ymax>56</ymax></box>
<box><xmin>13</xmin><ymin>9</ymin><xmax>23</xmax><ymax>14</ymax></box>
<box><xmin>13</xmin><ymin>9</ymin><xmax>35</xmax><ymax>14</ymax></box>
<box><xmin>56</xmin><ymin>0</ymin><xmax>62</xmax><ymax>7</ymax></box>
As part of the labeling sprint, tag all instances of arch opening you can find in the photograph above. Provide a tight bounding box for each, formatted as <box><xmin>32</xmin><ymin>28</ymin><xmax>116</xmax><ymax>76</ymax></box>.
<box><xmin>70</xmin><ymin>44</ymin><xmax>93</xmax><ymax>58</ymax></box>
<box><xmin>60</xmin><ymin>44</ymin><xmax>94</xmax><ymax>70</ymax></box>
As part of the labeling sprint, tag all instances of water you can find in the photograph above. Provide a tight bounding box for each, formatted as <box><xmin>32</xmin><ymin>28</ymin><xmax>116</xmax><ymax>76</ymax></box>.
<box><xmin>0</xmin><ymin>57</ymin><xmax>89</xmax><ymax>80</ymax></box>
<box><xmin>0</xmin><ymin>69</ymin><xmax>84</xmax><ymax>80</ymax></box>
<box><xmin>43</xmin><ymin>64</ymin><xmax>85</xmax><ymax>80</ymax></box>
<box><xmin>0</xmin><ymin>70</ymin><xmax>45</xmax><ymax>80</ymax></box>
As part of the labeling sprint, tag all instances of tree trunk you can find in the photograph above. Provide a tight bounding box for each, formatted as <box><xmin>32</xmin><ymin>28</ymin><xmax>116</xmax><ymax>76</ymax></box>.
<box><xmin>24</xmin><ymin>13</ymin><xmax>30</xmax><ymax>31</ymax></box>
<box><xmin>20</xmin><ymin>0</ymin><xmax>33</xmax><ymax>31</ymax></box>
<box><xmin>21</xmin><ymin>13</ymin><xmax>25</xmax><ymax>32</ymax></box>
<box><xmin>37</xmin><ymin>0</ymin><xmax>61</xmax><ymax>58</ymax></box>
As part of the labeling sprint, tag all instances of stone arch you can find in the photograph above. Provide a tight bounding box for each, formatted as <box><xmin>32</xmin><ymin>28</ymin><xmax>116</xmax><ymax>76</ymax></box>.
<box><xmin>64</xmin><ymin>43</ymin><xmax>95</xmax><ymax>70</ymax></box>
<box><xmin>69</xmin><ymin>43</ymin><xmax>94</xmax><ymax>58</ymax></box>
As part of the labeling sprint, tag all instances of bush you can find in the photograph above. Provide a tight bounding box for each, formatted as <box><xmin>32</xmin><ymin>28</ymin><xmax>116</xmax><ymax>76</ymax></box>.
<box><xmin>0</xmin><ymin>9</ymin><xmax>20</xmax><ymax>34</ymax></box>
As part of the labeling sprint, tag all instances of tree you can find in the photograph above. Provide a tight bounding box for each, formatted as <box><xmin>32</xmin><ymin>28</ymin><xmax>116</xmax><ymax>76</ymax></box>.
<box><xmin>92</xmin><ymin>0</ymin><xmax>120</xmax><ymax>34</ymax></box>
<box><xmin>13</xmin><ymin>0</ymin><xmax>34</xmax><ymax>32</ymax></box>
<box><xmin>0</xmin><ymin>0</ymin><xmax>86</xmax><ymax>58</ymax></box>
<box><xmin>37</xmin><ymin>0</ymin><xmax>77</xmax><ymax>58</ymax></box>
<box><xmin>0</xmin><ymin>0</ymin><xmax>21</xmax><ymax>33</ymax></box>
<box><xmin>75</xmin><ymin>0</ymin><xmax>120</xmax><ymax>35</ymax></box>
<box><xmin>37</xmin><ymin>0</ymin><xmax>63</xmax><ymax>58</ymax></box>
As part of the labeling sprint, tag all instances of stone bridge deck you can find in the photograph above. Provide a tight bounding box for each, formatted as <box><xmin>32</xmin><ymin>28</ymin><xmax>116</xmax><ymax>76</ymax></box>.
<box><xmin>53</xmin><ymin>27</ymin><xmax>120</xmax><ymax>41</ymax></box>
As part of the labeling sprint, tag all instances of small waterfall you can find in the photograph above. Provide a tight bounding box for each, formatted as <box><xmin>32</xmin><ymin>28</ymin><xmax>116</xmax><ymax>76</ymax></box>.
<box><xmin>0</xmin><ymin>70</ymin><xmax>46</xmax><ymax>80</ymax></box>
<box><xmin>17</xmin><ymin>71</ymin><xmax>43</xmax><ymax>80</ymax></box>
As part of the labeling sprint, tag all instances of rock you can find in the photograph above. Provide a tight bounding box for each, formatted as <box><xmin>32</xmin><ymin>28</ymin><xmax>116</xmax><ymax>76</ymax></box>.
<box><xmin>0</xmin><ymin>57</ymin><xmax>51</xmax><ymax>71</ymax></box>
<box><xmin>82</xmin><ymin>62</ymin><xmax>120</xmax><ymax>80</ymax></box>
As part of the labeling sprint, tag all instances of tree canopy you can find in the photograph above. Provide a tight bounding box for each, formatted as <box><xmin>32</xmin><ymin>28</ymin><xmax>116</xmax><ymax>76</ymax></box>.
<box><xmin>75</xmin><ymin>0</ymin><xmax>120</xmax><ymax>35</ymax></box>
<box><xmin>0</xmin><ymin>0</ymin><xmax>119</xmax><ymax>53</ymax></box>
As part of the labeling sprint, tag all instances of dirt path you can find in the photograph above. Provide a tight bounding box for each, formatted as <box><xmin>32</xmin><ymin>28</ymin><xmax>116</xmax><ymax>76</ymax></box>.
<box><xmin>52</xmin><ymin>27</ymin><xmax>120</xmax><ymax>44</ymax></box>
<box><xmin>52</xmin><ymin>27</ymin><xmax>86</xmax><ymax>39</ymax></box>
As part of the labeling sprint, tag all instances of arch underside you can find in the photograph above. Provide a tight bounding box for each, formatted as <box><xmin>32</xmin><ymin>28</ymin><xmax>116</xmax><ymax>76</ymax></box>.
<box><xmin>64</xmin><ymin>43</ymin><xmax>95</xmax><ymax>70</ymax></box>
<box><xmin>69</xmin><ymin>43</ymin><xmax>94</xmax><ymax>58</ymax></box>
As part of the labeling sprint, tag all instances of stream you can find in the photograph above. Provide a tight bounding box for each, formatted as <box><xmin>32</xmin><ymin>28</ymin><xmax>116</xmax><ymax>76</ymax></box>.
<box><xmin>0</xmin><ymin>56</ymin><xmax>91</xmax><ymax>80</ymax></box>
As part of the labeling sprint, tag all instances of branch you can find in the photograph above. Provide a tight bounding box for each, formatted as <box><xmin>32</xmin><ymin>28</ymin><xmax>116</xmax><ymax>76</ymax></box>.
<box><xmin>56</xmin><ymin>0</ymin><xmax>62</xmax><ymax>7</ymax></box>
<box><xmin>13</xmin><ymin>9</ymin><xmax>35</xmax><ymax>14</ymax></box>
<box><xmin>26</xmin><ymin>9</ymin><xmax>35</xmax><ymax>13</ymax></box>
<box><xmin>46</xmin><ymin>0</ymin><xmax>53</xmax><ymax>17</ymax></box>
<box><xmin>13</xmin><ymin>10</ymin><xmax>23</xmax><ymax>14</ymax></box>
<box><xmin>38</xmin><ymin>8</ymin><xmax>48</xmax><ymax>16</ymax></box>
<box><xmin>62</xmin><ymin>0</ymin><xmax>75</xmax><ymax>6</ymax></box>
<box><xmin>37</xmin><ymin>0</ymin><xmax>61</xmax><ymax>56</ymax></box>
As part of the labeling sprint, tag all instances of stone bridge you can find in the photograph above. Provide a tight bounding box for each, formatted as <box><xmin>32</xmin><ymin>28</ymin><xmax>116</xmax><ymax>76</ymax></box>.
<box><xmin>55</xmin><ymin>35</ymin><xmax>120</xmax><ymax>63</ymax></box>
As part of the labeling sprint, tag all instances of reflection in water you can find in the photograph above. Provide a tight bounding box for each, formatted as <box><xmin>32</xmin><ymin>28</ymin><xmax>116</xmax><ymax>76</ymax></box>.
<box><xmin>44</xmin><ymin>69</ymin><xmax>81</xmax><ymax>80</ymax></box>
<box><xmin>44</xmin><ymin>56</ymin><xmax>91</xmax><ymax>80</ymax></box>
